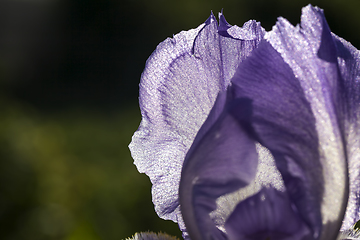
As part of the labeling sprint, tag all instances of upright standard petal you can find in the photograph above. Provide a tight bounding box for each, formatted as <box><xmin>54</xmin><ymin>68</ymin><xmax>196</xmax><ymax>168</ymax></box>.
<box><xmin>179</xmin><ymin>94</ymin><xmax>259</xmax><ymax>240</ymax></box>
<box><xmin>180</xmin><ymin>39</ymin><xmax>322</xmax><ymax>240</ymax></box>
<box><xmin>129</xmin><ymin>12</ymin><xmax>264</xmax><ymax>237</ymax></box>
<box><xmin>225</xmin><ymin>188</ymin><xmax>311</xmax><ymax>240</ymax></box>
<box><xmin>265</xmin><ymin>4</ymin><xmax>360</xmax><ymax>238</ymax></box>
<box><xmin>130</xmin><ymin>4</ymin><xmax>359</xmax><ymax>240</ymax></box>
<box><xmin>179</xmin><ymin>5</ymin><xmax>359</xmax><ymax>240</ymax></box>
<box><xmin>332</xmin><ymin>34</ymin><xmax>360</xmax><ymax>231</ymax></box>
<box><xmin>230</xmin><ymin>39</ymin><xmax>323</xmax><ymax>240</ymax></box>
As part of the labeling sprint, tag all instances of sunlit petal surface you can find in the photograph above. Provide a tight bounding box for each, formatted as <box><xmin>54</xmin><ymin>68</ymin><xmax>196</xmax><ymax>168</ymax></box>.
<box><xmin>129</xmin><ymin>13</ymin><xmax>264</xmax><ymax>237</ymax></box>
<box><xmin>266</xmin><ymin>5</ymin><xmax>360</xmax><ymax>237</ymax></box>
<box><xmin>130</xmin><ymin>4</ymin><xmax>360</xmax><ymax>240</ymax></box>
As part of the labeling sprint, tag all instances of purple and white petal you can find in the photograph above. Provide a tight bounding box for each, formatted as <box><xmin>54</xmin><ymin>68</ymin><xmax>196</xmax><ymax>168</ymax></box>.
<box><xmin>129</xmin><ymin>12</ymin><xmax>264</xmax><ymax>237</ymax></box>
<box><xmin>229</xmin><ymin>38</ymin><xmax>324</xmax><ymax>239</ymax></box>
<box><xmin>225</xmin><ymin>188</ymin><xmax>311</xmax><ymax>240</ymax></box>
<box><xmin>179</xmin><ymin>95</ymin><xmax>259</xmax><ymax>240</ymax></box>
<box><xmin>130</xmin><ymin>4</ymin><xmax>360</xmax><ymax>240</ymax></box>
<box><xmin>332</xmin><ymin>34</ymin><xmax>360</xmax><ymax>231</ymax></box>
<box><xmin>265</xmin><ymin>5</ymin><xmax>353</xmax><ymax>239</ymax></box>
<box><xmin>182</xmin><ymin>37</ymin><xmax>323</xmax><ymax>239</ymax></box>
<box><xmin>179</xmin><ymin>5</ymin><xmax>359</xmax><ymax>239</ymax></box>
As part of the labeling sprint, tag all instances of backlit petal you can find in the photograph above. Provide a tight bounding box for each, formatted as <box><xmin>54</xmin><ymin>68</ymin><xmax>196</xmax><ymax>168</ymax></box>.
<box><xmin>265</xmin><ymin>5</ymin><xmax>350</xmax><ymax>239</ymax></box>
<box><xmin>129</xmin><ymin>13</ymin><xmax>264</xmax><ymax>237</ymax></box>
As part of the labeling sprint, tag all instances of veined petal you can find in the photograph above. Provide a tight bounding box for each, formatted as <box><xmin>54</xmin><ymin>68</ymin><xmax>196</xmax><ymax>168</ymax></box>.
<box><xmin>220</xmin><ymin>39</ymin><xmax>322</xmax><ymax>239</ymax></box>
<box><xmin>130</xmin><ymin>4</ymin><xmax>359</xmax><ymax>240</ymax></box>
<box><xmin>263</xmin><ymin>4</ymin><xmax>350</xmax><ymax>239</ymax></box>
<box><xmin>179</xmin><ymin>96</ymin><xmax>258</xmax><ymax>240</ymax></box>
<box><xmin>332</xmin><ymin>34</ymin><xmax>360</xmax><ymax>231</ymax></box>
<box><xmin>225</xmin><ymin>188</ymin><xmax>311</xmax><ymax>240</ymax></box>
<box><xmin>129</xmin><ymin>12</ymin><xmax>264</xmax><ymax>237</ymax></box>
<box><xmin>180</xmin><ymin>36</ymin><xmax>323</xmax><ymax>240</ymax></box>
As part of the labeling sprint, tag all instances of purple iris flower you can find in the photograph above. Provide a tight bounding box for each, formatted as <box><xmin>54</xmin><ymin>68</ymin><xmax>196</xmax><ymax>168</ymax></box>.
<box><xmin>129</xmin><ymin>5</ymin><xmax>360</xmax><ymax>240</ymax></box>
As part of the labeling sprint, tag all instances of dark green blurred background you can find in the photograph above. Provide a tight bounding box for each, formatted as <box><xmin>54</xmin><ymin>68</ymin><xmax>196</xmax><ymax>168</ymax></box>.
<box><xmin>0</xmin><ymin>0</ymin><xmax>359</xmax><ymax>239</ymax></box>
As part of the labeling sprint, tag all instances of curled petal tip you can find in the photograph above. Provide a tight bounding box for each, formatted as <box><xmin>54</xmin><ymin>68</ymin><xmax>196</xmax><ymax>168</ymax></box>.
<box><xmin>218</xmin><ymin>10</ymin><xmax>232</xmax><ymax>32</ymax></box>
<box><xmin>205</xmin><ymin>11</ymin><xmax>217</xmax><ymax>25</ymax></box>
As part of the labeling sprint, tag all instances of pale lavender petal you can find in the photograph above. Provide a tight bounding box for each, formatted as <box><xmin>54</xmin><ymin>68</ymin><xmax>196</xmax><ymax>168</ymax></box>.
<box><xmin>129</xmin><ymin>12</ymin><xmax>264</xmax><ymax>237</ymax></box>
<box><xmin>265</xmin><ymin>5</ymin><xmax>352</xmax><ymax>239</ymax></box>
<box><xmin>332</xmin><ymin>34</ymin><xmax>360</xmax><ymax>230</ymax></box>
<box><xmin>217</xmin><ymin>13</ymin><xmax>264</xmax><ymax>87</ymax></box>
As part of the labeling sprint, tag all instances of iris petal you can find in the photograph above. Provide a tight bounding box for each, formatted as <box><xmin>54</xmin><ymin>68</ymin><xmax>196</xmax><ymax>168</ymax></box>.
<box><xmin>332</xmin><ymin>34</ymin><xmax>360</xmax><ymax>231</ymax></box>
<box><xmin>180</xmin><ymin>96</ymin><xmax>258</xmax><ymax>240</ymax></box>
<box><xmin>180</xmin><ymin>36</ymin><xmax>324</xmax><ymax>239</ymax></box>
<box><xmin>129</xmin><ymin>12</ymin><xmax>264</xmax><ymax>237</ymax></box>
<box><xmin>130</xmin><ymin>5</ymin><xmax>360</xmax><ymax>240</ymax></box>
<box><xmin>231</xmin><ymin>38</ymin><xmax>323</xmax><ymax>239</ymax></box>
<box><xmin>225</xmin><ymin>188</ymin><xmax>311</xmax><ymax>240</ymax></box>
<box><xmin>265</xmin><ymin>5</ymin><xmax>353</xmax><ymax>238</ymax></box>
